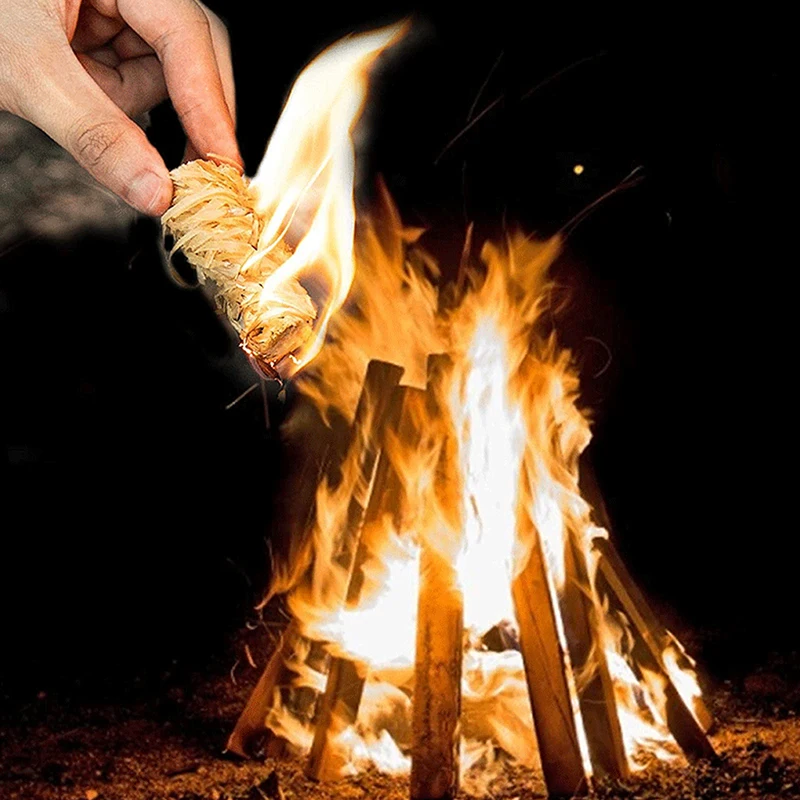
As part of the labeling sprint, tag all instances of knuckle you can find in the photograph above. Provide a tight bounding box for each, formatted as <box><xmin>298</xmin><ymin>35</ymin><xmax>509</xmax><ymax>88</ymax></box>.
<box><xmin>71</xmin><ymin>119</ymin><xmax>126</xmax><ymax>169</ymax></box>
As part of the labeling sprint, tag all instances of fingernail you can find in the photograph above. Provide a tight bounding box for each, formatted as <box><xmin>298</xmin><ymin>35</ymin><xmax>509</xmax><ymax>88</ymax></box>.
<box><xmin>205</xmin><ymin>152</ymin><xmax>244</xmax><ymax>173</ymax></box>
<box><xmin>128</xmin><ymin>171</ymin><xmax>171</xmax><ymax>215</ymax></box>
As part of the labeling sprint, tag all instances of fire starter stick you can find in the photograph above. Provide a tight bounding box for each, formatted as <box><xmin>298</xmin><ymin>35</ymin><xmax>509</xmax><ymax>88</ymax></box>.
<box><xmin>162</xmin><ymin>158</ymin><xmax>316</xmax><ymax>380</ymax></box>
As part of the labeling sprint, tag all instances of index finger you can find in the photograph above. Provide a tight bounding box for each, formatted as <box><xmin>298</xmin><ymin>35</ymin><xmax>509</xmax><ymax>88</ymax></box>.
<box><xmin>118</xmin><ymin>0</ymin><xmax>241</xmax><ymax>167</ymax></box>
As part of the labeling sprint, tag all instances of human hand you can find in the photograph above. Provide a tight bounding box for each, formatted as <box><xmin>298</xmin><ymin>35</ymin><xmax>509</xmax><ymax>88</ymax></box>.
<box><xmin>0</xmin><ymin>0</ymin><xmax>241</xmax><ymax>215</ymax></box>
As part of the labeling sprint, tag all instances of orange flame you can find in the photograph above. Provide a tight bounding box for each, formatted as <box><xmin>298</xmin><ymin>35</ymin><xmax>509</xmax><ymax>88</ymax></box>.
<box><xmin>245</xmin><ymin>23</ymin><xmax>407</xmax><ymax>376</ymax></box>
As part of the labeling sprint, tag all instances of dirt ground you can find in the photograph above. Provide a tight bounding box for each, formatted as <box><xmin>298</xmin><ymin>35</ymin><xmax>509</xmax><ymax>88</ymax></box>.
<box><xmin>2</xmin><ymin>625</ymin><xmax>800</xmax><ymax>800</ymax></box>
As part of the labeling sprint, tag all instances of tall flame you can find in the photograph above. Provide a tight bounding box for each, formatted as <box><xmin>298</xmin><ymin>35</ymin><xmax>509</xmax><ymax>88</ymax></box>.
<box><xmin>246</xmin><ymin>23</ymin><xmax>407</xmax><ymax>375</ymax></box>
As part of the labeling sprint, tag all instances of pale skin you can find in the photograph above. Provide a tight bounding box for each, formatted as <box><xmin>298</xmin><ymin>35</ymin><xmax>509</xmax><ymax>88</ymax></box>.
<box><xmin>0</xmin><ymin>0</ymin><xmax>241</xmax><ymax>215</ymax></box>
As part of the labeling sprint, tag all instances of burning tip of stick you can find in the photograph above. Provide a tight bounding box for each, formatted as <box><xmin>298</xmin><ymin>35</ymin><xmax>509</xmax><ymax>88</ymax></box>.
<box><xmin>161</xmin><ymin>158</ymin><xmax>317</xmax><ymax>381</ymax></box>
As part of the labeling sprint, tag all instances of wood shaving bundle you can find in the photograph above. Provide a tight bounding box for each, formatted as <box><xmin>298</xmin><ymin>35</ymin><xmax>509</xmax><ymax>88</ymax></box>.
<box><xmin>162</xmin><ymin>159</ymin><xmax>316</xmax><ymax>377</ymax></box>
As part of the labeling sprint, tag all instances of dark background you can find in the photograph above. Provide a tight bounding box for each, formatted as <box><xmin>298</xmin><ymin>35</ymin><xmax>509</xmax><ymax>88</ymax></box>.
<box><xmin>0</xmin><ymin>5</ymin><xmax>791</xmax><ymax>699</ymax></box>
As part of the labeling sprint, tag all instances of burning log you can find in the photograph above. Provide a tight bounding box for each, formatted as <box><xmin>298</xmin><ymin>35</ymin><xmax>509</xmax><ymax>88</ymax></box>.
<box><xmin>580</xmin><ymin>462</ymin><xmax>715</xmax><ymax>736</ymax></box>
<box><xmin>225</xmin><ymin>621</ymin><xmax>302</xmax><ymax>758</ymax></box>
<box><xmin>560</xmin><ymin>530</ymin><xmax>629</xmax><ymax>780</ymax></box>
<box><xmin>320</xmin><ymin>360</ymin><xmax>405</xmax><ymax>595</ymax></box>
<box><xmin>306</xmin><ymin>657</ymin><xmax>366</xmax><ymax>780</ymax></box>
<box><xmin>512</xmin><ymin>462</ymin><xmax>589</xmax><ymax>799</ymax></box>
<box><xmin>306</xmin><ymin>383</ymin><xmax>414</xmax><ymax>781</ymax></box>
<box><xmin>228</xmin><ymin>361</ymin><xmax>403</xmax><ymax>758</ymax></box>
<box><xmin>593</xmin><ymin>536</ymin><xmax>717</xmax><ymax>761</ymax></box>
<box><xmin>161</xmin><ymin>158</ymin><xmax>316</xmax><ymax>380</ymax></box>
<box><xmin>411</xmin><ymin>545</ymin><xmax>464</xmax><ymax>800</ymax></box>
<box><xmin>344</xmin><ymin>386</ymin><xmax>422</xmax><ymax>601</ymax></box>
<box><xmin>410</xmin><ymin>355</ymin><xmax>464</xmax><ymax>800</ymax></box>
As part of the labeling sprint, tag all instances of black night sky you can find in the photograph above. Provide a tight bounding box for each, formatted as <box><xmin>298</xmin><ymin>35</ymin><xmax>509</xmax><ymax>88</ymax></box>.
<box><xmin>0</xmin><ymin>5</ymin><xmax>792</xmax><ymax>699</ymax></box>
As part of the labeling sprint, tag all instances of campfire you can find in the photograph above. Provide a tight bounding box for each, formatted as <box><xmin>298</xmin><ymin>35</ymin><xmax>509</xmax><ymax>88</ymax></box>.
<box><xmin>163</xmin><ymin>22</ymin><xmax>715</xmax><ymax>800</ymax></box>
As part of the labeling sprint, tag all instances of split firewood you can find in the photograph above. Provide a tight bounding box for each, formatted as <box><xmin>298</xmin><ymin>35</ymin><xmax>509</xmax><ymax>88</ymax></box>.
<box><xmin>410</xmin><ymin>355</ymin><xmax>464</xmax><ymax>800</ymax></box>
<box><xmin>512</xmin><ymin>459</ymin><xmax>588</xmax><ymax>797</ymax></box>
<box><xmin>161</xmin><ymin>158</ymin><xmax>316</xmax><ymax>379</ymax></box>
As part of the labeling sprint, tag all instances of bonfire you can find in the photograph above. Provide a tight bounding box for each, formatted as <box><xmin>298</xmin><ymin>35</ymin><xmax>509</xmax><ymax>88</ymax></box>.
<box><xmin>162</xmin><ymin>22</ymin><xmax>715</xmax><ymax>800</ymax></box>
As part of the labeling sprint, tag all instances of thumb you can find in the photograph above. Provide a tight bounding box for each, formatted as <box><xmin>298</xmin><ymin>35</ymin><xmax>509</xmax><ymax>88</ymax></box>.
<box><xmin>19</xmin><ymin>47</ymin><xmax>172</xmax><ymax>215</ymax></box>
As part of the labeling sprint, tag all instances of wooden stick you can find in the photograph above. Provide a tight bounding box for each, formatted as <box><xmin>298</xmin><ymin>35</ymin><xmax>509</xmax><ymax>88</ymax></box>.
<box><xmin>580</xmin><ymin>459</ymin><xmax>714</xmax><ymax>736</ymax></box>
<box><xmin>228</xmin><ymin>361</ymin><xmax>403</xmax><ymax>758</ymax></box>
<box><xmin>411</xmin><ymin>544</ymin><xmax>464</xmax><ymax>800</ymax></box>
<box><xmin>306</xmin><ymin>385</ymin><xmax>415</xmax><ymax>781</ymax></box>
<box><xmin>512</xmin><ymin>465</ymin><xmax>589</xmax><ymax>799</ymax></box>
<box><xmin>560</xmin><ymin>531</ymin><xmax>630</xmax><ymax>780</ymax></box>
<box><xmin>305</xmin><ymin>657</ymin><xmax>368</xmax><ymax>779</ymax></box>
<box><xmin>410</xmin><ymin>355</ymin><xmax>463</xmax><ymax>800</ymax></box>
<box><xmin>593</xmin><ymin>537</ymin><xmax>717</xmax><ymax>761</ymax></box>
<box><xmin>264</xmin><ymin>638</ymin><xmax>329</xmax><ymax>759</ymax></box>
<box><xmin>225</xmin><ymin>621</ymin><xmax>301</xmax><ymax>757</ymax></box>
<box><xmin>324</xmin><ymin>360</ymin><xmax>405</xmax><ymax>591</ymax></box>
<box><xmin>345</xmin><ymin>387</ymin><xmax>424</xmax><ymax>603</ymax></box>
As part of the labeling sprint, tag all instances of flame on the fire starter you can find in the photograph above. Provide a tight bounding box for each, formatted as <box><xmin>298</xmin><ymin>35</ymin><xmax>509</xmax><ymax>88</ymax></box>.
<box><xmin>243</xmin><ymin>23</ymin><xmax>407</xmax><ymax>376</ymax></box>
<box><xmin>252</xmin><ymin>23</ymin><xmax>703</xmax><ymax>792</ymax></box>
